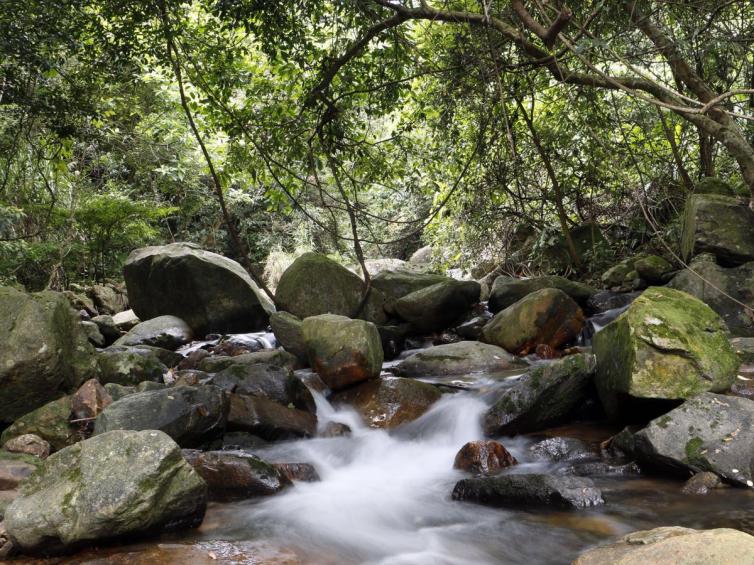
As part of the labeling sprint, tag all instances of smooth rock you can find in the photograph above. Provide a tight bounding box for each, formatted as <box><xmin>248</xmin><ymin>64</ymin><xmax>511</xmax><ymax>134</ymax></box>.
<box><xmin>394</xmin><ymin>280</ymin><xmax>481</xmax><ymax>333</ymax></box>
<box><xmin>269</xmin><ymin>311</ymin><xmax>308</xmax><ymax>365</ymax></box>
<box><xmin>395</xmin><ymin>341</ymin><xmax>521</xmax><ymax>378</ymax></box>
<box><xmin>88</xmin><ymin>284</ymin><xmax>128</xmax><ymax>315</ymax></box>
<box><xmin>227</xmin><ymin>394</ymin><xmax>317</xmax><ymax>440</ymax></box>
<box><xmin>453</xmin><ymin>440</ymin><xmax>517</xmax><ymax>475</ymax></box>
<box><xmin>111</xmin><ymin>309</ymin><xmax>140</xmax><ymax>331</ymax></box>
<box><xmin>114</xmin><ymin>315</ymin><xmax>193</xmax><ymax>350</ymax></box>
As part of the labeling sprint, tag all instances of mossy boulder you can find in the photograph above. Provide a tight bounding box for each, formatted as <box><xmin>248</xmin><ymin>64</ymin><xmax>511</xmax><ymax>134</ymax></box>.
<box><xmin>302</xmin><ymin>314</ymin><xmax>383</xmax><ymax>391</ymax></box>
<box><xmin>602</xmin><ymin>258</ymin><xmax>637</xmax><ymax>289</ymax></box>
<box><xmin>269</xmin><ymin>311</ymin><xmax>307</xmax><ymax>365</ymax></box>
<box><xmin>371</xmin><ymin>269</ymin><xmax>449</xmax><ymax>313</ymax></box>
<box><xmin>395</xmin><ymin>341</ymin><xmax>521</xmax><ymax>378</ymax></box>
<box><xmin>0</xmin><ymin>396</ymin><xmax>79</xmax><ymax>452</ymax></box>
<box><xmin>394</xmin><ymin>279</ymin><xmax>481</xmax><ymax>333</ymax></box>
<box><xmin>124</xmin><ymin>242</ymin><xmax>274</xmax><ymax>335</ymax></box>
<box><xmin>0</xmin><ymin>287</ymin><xmax>97</xmax><ymax>424</ymax></box>
<box><xmin>275</xmin><ymin>252</ymin><xmax>387</xmax><ymax>324</ymax></box>
<box><xmin>483</xmin><ymin>353</ymin><xmax>596</xmax><ymax>436</ymax></box>
<box><xmin>97</xmin><ymin>346</ymin><xmax>168</xmax><ymax>386</ymax></box>
<box><xmin>482</xmin><ymin>288</ymin><xmax>584</xmax><ymax>355</ymax></box>
<box><xmin>593</xmin><ymin>287</ymin><xmax>738</xmax><ymax>420</ymax></box>
<box><xmin>488</xmin><ymin>276</ymin><xmax>595</xmax><ymax>314</ymax></box>
<box><xmin>113</xmin><ymin>315</ymin><xmax>192</xmax><ymax>350</ymax></box>
<box><xmin>681</xmin><ymin>193</ymin><xmax>754</xmax><ymax>266</ymax></box>
<box><xmin>4</xmin><ymin>430</ymin><xmax>206</xmax><ymax>553</ymax></box>
<box><xmin>695</xmin><ymin>176</ymin><xmax>736</xmax><ymax>196</ymax></box>
<box><xmin>634</xmin><ymin>255</ymin><xmax>674</xmax><ymax>284</ymax></box>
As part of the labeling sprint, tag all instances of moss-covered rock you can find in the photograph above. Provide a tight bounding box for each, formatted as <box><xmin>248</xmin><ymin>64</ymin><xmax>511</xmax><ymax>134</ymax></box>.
<box><xmin>4</xmin><ymin>430</ymin><xmax>207</xmax><ymax>553</ymax></box>
<box><xmin>482</xmin><ymin>288</ymin><xmax>584</xmax><ymax>355</ymax></box>
<box><xmin>0</xmin><ymin>287</ymin><xmax>97</xmax><ymax>424</ymax></box>
<box><xmin>602</xmin><ymin>258</ymin><xmax>636</xmax><ymax>289</ymax></box>
<box><xmin>0</xmin><ymin>396</ymin><xmax>79</xmax><ymax>452</ymax></box>
<box><xmin>488</xmin><ymin>276</ymin><xmax>595</xmax><ymax>313</ymax></box>
<box><xmin>634</xmin><ymin>255</ymin><xmax>674</xmax><ymax>284</ymax></box>
<box><xmin>124</xmin><ymin>242</ymin><xmax>274</xmax><ymax>335</ymax></box>
<box><xmin>394</xmin><ymin>279</ymin><xmax>481</xmax><ymax>333</ymax></box>
<box><xmin>302</xmin><ymin>314</ymin><xmax>383</xmax><ymax>390</ymax></box>
<box><xmin>275</xmin><ymin>252</ymin><xmax>387</xmax><ymax>324</ymax></box>
<box><xmin>681</xmin><ymin>193</ymin><xmax>754</xmax><ymax>266</ymax></box>
<box><xmin>695</xmin><ymin>176</ymin><xmax>736</xmax><ymax>196</ymax></box>
<box><xmin>593</xmin><ymin>287</ymin><xmax>738</xmax><ymax>420</ymax></box>
<box><xmin>395</xmin><ymin>341</ymin><xmax>521</xmax><ymax>378</ymax></box>
<box><xmin>371</xmin><ymin>269</ymin><xmax>450</xmax><ymax>314</ymax></box>
<box><xmin>269</xmin><ymin>311</ymin><xmax>307</xmax><ymax>365</ymax></box>
<box><xmin>97</xmin><ymin>346</ymin><xmax>168</xmax><ymax>386</ymax></box>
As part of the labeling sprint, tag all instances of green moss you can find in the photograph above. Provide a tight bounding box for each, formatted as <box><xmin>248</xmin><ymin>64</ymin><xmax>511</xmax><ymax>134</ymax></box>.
<box><xmin>656</xmin><ymin>415</ymin><xmax>672</xmax><ymax>429</ymax></box>
<box><xmin>684</xmin><ymin>437</ymin><xmax>705</xmax><ymax>465</ymax></box>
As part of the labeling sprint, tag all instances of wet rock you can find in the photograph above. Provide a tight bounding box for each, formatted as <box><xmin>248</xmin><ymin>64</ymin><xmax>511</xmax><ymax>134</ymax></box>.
<box><xmin>2</xmin><ymin>435</ymin><xmax>50</xmax><ymax>460</ymax></box>
<box><xmin>394</xmin><ymin>280</ymin><xmax>481</xmax><ymax>333</ymax></box>
<box><xmin>4</xmin><ymin>430</ymin><xmax>206</xmax><ymax>553</ymax></box>
<box><xmin>302</xmin><ymin>314</ymin><xmax>383</xmax><ymax>391</ymax></box>
<box><xmin>183</xmin><ymin>450</ymin><xmax>290</xmax><ymax>500</ymax></box>
<box><xmin>483</xmin><ymin>354</ymin><xmax>596</xmax><ymax>436</ymax></box>
<box><xmin>124</xmin><ymin>242</ymin><xmax>274</xmax><ymax>335</ymax></box>
<box><xmin>71</xmin><ymin>378</ymin><xmax>112</xmax><ymax>420</ymax></box>
<box><xmin>275</xmin><ymin>252</ymin><xmax>388</xmax><ymax>324</ymax></box>
<box><xmin>80</xmin><ymin>320</ymin><xmax>105</xmax><ymax>347</ymax></box>
<box><xmin>0</xmin><ymin>396</ymin><xmax>79</xmax><ymax>452</ymax></box>
<box><xmin>94</xmin><ymin>385</ymin><xmax>228</xmax><ymax>448</ymax></box>
<box><xmin>452</xmin><ymin>473</ymin><xmax>604</xmax><ymax>509</ymax></box>
<box><xmin>114</xmin><ymin>315</ymin><xmax>193</xmax><ymax>350</ymax></box>
<box><xmin>0</xmin><ymin>287</ymin><xmax>97</xmax><ymax>424</ymax></box>
<box><xmin>111</xmin><ymin>309</ymin><xmax>140</xmax><ymax>331</ymax></box>
<box><xmin>482</xmin><ymin>288</ymin><xmax>584</xmax><ymax>355</ymax></box>
<box><xmin>333</xmin><ymin>376</ymin><xmax>441</xmax><ymax>429</ymax></box>
<box><xmin>561</xmin><ymin>460</ymin><xmax>641</xmax><ymax>477</ymax></box>
<box><xmin>395</xmin><ymin>341</ymin><xmax>521</xmax><ymax>378</ymax></box>
<box><xmin>682</xmin><ymin>471</ymin><xmax>724</xmax><ymax>495</ymax></box>
<box><xmin>88</xmin><ymin>283</ymin><xmax>128</xmax><ymax>315</ymax></box>
<box><xmin>209</xmin><ymin>363</ymin><xmax>315</xmax><ymax>413</ymax></box>
<box><xmin>593</xmin><ymin>287</ymin><xmax>739</xmax><ymax>420</ymax></box>
<box><xmin>97</xmin><ymin>346</ymin><xmax>168</xmax><ymax>386</ymax></box>
<box><xmin>453</xmin><ymin>440</ymin><xmax>517</xmax><ymax>475</ymax></box>
<box><xmin>529</xmin><ymin>437</ymin><xmax>597</xmax><ymax>462</ymax></box>
<box><xmin>320</xmin><ymin>422</ymin><xmax>352</xmax><ymax>438</ymax></box>
<box><xmin>453</xmin><ymin>314</ymin><xmax>492</xmax><ymax>341</ymax></box>
<box><xmin>197</xmin><ymin>350</ymin><xmax>299</xmax><ymax>373</ymax></box>
<box><xmin>228</xmin><ymin>394</ymin><xmax>317</xmax><ymax>440</ymax></box>
<box><xmin>270</xmin><ymin>311</ymin><xmax>308</xmax><ymax>365</ymax></box>
<box><xmin>618</xmin><ymin>393</ymin><xmax>754</xmax><ymax>486</ymax></box>
<box><xmin>488</xmin><ymin>276</ymin><xmax>595</xmax><ymax>313</ymax></box>
<box><xmin>681</xmin><ymin>193</ymin><xmax>754</xmax><ymax>266</ymax></box>
<box><xmin>220</xmin><ymin>431</ymin><xmax>269</xmax><ymax>451</ymax></box>
<box><xmin>273</xmin><ymin>463</ymin><xmax>320</xmax><ymax>482</ymax></box>
<box><xmin>572</xmin><ymin>527</ymin><xmax>754</xmax><ymax>565</ymax></box>
<box><xmin>178</xmin><ymin>349</ymin><xmax>211</xmax><ymax>371</ymax></box>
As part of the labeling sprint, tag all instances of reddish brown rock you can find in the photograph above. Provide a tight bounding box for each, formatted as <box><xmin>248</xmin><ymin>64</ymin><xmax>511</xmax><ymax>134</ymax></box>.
<box><xmin>2</xmin><ymin>434</ymin><xmax>50</xmax><ymax>459</ymax></box>
<box><xmin>453</xmin><ymin>440</ymin><xmax>518</xmax><ymax>475</ymax></box>
<box><xmin>228</xmin><ymin>394</ymin><xmax>317</xmax><ymax>440</ymax></box>
<box><xmin>71</xmin><ymin>378</ymin><xmax>112</xmax><ymax>420</ymax></box>
<box><xmin>273</xmin><ymin>463</ymin><xmax>320</xmax><ymax>482</ymax></box>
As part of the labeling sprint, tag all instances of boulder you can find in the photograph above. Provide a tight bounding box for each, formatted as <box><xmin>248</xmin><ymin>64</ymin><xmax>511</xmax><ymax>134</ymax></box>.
<box><xmin>0</xmin><ymin>452</ymin><xmax>39</xmax><ymax>490</ymax></box>
<box><xmin>668</xmin><ymin>254</ymin><xmax>754</xmax><ymax>336</ymax></box>
<box><xmin>274</xmin><ymin>252</ymin><xmax>387</xmax><ymax>324</ymax></box>
<box><xmin>364</xmin><ymin>258</ymin><xmax>409</xmax><ymax>274</ymax></box>
<box><xmin>182</xmin><ymin>450</ymin><xmax>290</xmax><ymax>500</ymax></box>
<box><xmin>302</xmin><ymin>314</ymin><xmax>383</xmax><ymax>391</ymax></box>
<box><xmin>2</xmin><ymin>435</ymin><xmax>50</xmax><ymax>460</ymax></box>
<box><xmin>113</xmin><ymin>315</ymin><xmax>193</xmax><ymax>350</ymax></box>
<box><xmin>97</xmin><ymin>346</ymin><xmax>168</xmax><ymax>385</ymax></box>
<box><xmin>681</xmin><ymin>193</ymin><xmax>754</xmax><ymax>266</ymax></box>
<box><xmin>0</xmin><ymin>287</ymin><xmax>97</xmax><ymax>424</ymax></box>
<box><xmin>332</xmin><ymin>376</ymin><xmax>441</xmax><ymax>428</ymax></box>
<box><xmin>227</xmin><ymin>395</ymin><xmax>317</xmax><ymax>440</ymax></box>
<box><xmin>618</xmin><ymin>393</ymin><xmax>754</xmax><ymax>486</ymax></box>
<box><xmin>94</xmin><ymin>385</ymin><xmax>228</xmax><ymax>448</ymax></box>
<box><xmin>634</xmin><ymin>255</ymin><xmax>674</xmax><ymax>284</ymax></box>
<box><xmin>483</xmin><ymin>354</ymin><xmax>596</xmax><ymax>436</ymax></box>
<box><xmin>695</xmin><ymin>176</ymin><xmax>737</xmax><ymax>196</ymax></box>
<box><xmin>197</xmin><ymin>350</ymin><xmax>298</xmax><ymax>373</ymax></box>
<box><xmin>488</xmin><ymin>276</ymin><xmax>596</xmax><ymax>313</ymax></box>
<box><xmin>88</xmin><ymin>284</ymin><xmax>128</xmax><ymax>315</ymax></box>
<box><xmin>124</xmin><ymin>242</ymin><xmax>274</xmax><ymax>335</ymax></box>
<box><xmin>572</xmin><ymin>527</ymin><xmax>754</xmax><ymax>565</ymax></box>
<box><xmin>111</xmin><ymin>309</ymin><xmax>140</xmax><ymax>331</ymax></box>
<box><xmin>482</xmin><ymin>288</ymin><xmax>584</xmax><ymax>355</ymax></box>
<box><xmin>593</xmin><ymin>287</ymin><xmax>738</xmax><ymax>420</ymax></box>
<box><xmin>452</xmin><ymin>474</ymin><xmax>604</xmax><ymax>509</ymax></box>
<box><xmin>79</xmin><ymin>321</ymin><xmax>105</xmax><ymax>347</ymax></box>
<box><xmin>453</xmin><ymin>440</ymin><xmax>518</xmax><ymax>475</ymax></box>
<box><xmin>587</xmin><ymin>291</ymin><xmax>641</xmax><ymax>314</ymax></box>
<box><xmin>0</xmin><ymin>396</ymin><xmax>79</xmax><ymax>452</ymax></box>
<box><xmin>4</xmin><ymin>430</ymin><xmax>206</xmax><ymax>552</ymax></box>
<box><xmin>409</xmin><ymin>245</ymin><xmax>433</xmax><ymax>264</ymax></box>
<box><xmin>90</xmin><ymin>314</ymin><xmax>122</xmax><ymax>344</ymax></box>
<box><xmin>394</xmin><ymin>280</ymin><xmax>481</xmax><ymax>333</ymax></box>
<box><xmin>274</xmin><ymin>462</ymin><xmax>320</xmax><ymax>482</ymax></box>
<box><xmin>602</xmin><ymin>259</ymin><xmax>638</xmax><ymax>289</ymax></box>
<box><xmin>269</xmin><ymin>311</ymin><xmax>307</xmax><ymax>365</ymax></box>
<box><xmin>395</xmin><ymin>341</ymin><xmax>521</xmax><ymax>378</ymax></box>
<box><xmin>371</xmin><ymin>269</ymin><xmax>449</xmax><ymax>307</ymax></box>
<box><xmin>70</xmin><ymin>378</ymin><xmax>112</xmax><ymax>420</ymax></box>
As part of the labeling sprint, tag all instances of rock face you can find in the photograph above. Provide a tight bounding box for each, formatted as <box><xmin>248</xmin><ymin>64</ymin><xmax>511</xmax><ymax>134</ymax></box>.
<box><xmin>124</xmin><ymin>243</ymin><xmax>274</xmax><ymax>335</ymax></box>
<box><xmin>681</xmin><ymin>193</ymin><xmax>754</xmax><ymax>266</ymax></box>
<box><xmin>227</xmin><ymin>394</ymin><xmax>317</xmax><ymax>440</ymax></box>
<box><xmin>269</xmin><ymin>311</ymin><xmax>308</xmax><ymax>365</ymax></box>
<box><xmin>573</xmin><ymin>527</ymin><xmax>754</xmax><ymax>565</ymax></box>
<box><xmin>452</xmin><ymin>474</ymin><xmax>604</xmax><ymax>509</ymax></box>
<box><xmin>275</xmin><ymin>252</ymin><xmax>387</xmax><ymax>324</ymax></box>
<box><xmin>113</xmin><ymin>315</ymin><xmax>193</xmax><ymax>350</ymax></box>
<box><xmin>333</xmin><ymin>376</ymin><xmax>441</xmax><ymax>428</ymax></box>
<box><xmin>488</xmin><ymin>276</ymin><xmax>595</xmax><ymax>313</ymax></box>
<box><xmin>620</xmin><ymin>393</ymin><xmax>754</xmax><ymax>486</ymax></box>
<box><xmin>669</xmin><ymin>254</ymin><xmax>754</xmax><ymax>336</ymax></box>
<box><xmin>593</xmin><ymin>287</ymin><xmax>738</xmax><ymax>420</ymax></box>
<box><xmin>4</xmin><ymin>430</ymin><xmax>206</xmax><ymax>552</ymax></box>
<box><xmin>395</xmin><ymin>341</ymin><xmax>521</xmax><ymax>378</ymax></box>
<box><xmin>453</xmin><ymin>441</ymin><xmax>518</xmax><ymax>475</ymax></box>
<box><xmin>483</xmin><ymin>354</ymin><xmax>596</xmax><ymax>436</ymax></box>
<box><xmin>482</xmin><ymin>288</ymin><xmax>584</xmax><ymax>355</ymax></box>
<box><xmin>0</xmin><ymin>287</ymin><xmax>97</xmax><ymax>424</ymax></box>
<box><xmin>94</xmin><ymin>385</ymin><xmax>228</xmax><ymax>447</ymax></box>
<box><xmin>302</xmin><ymin>314</ymin><xmax>383</xmax><ymax>391</ymax></box>
<box><xmin>0</xmin><ymin>396</ymin><xmax>79</xmax><ymax>452</ymax></box>
<box><xmin>394</xmin><ymin>280</ymin><xmax>481</xmax><ymax>333</ymax></box>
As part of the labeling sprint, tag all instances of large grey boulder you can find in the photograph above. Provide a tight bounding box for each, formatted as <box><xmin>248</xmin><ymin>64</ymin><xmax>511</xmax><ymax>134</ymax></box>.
<box><xmin>113</xmin><ymin>315</ymin><xmax>193</xmax><ymax>350</ymax></box>
<box><xmin>371</xmin><ymin>269</ymin><xmax>449</xmax><ymax>306</ymax></box>
<box><xmin>681</xmin><ymin>193</ymin><xmax>754</xmax><ymax>266</ymax></box>
<box><xmin>0</xmin><ymin>287</ymin><xmax>97</xmax><ymax>424</ymax></box>
<box><xmin>94</xmin><ymin>385</ymin><xmax>228</xmax><ymax>447</ymax></box>
<box><xmin>394</xmin><ymin>280</ymin><xmax>481</xmax><ymax>333</ymax></box>
<box><xmin>124</xmin><ymin>243</ymin><xmax>274</xmax><ymax>335</ymax></box>
<box><xmin>395</xmin><ymin>341</ymin><xmax>521</xmax><ymax>378</ymax></box>
<box><xmin>275</xmin><ymin>252</ymin><xmax>387</xmax><ymax>324</ymax></box>
<box><xmin>488</xmin><ymin>276</ymin><xmax>596</xmax><ymax>313</ymax></box>
<box><xmin>4</xmin><ymin>430</ymin><xmax>206</xmax><ymax>553</ymax></box>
